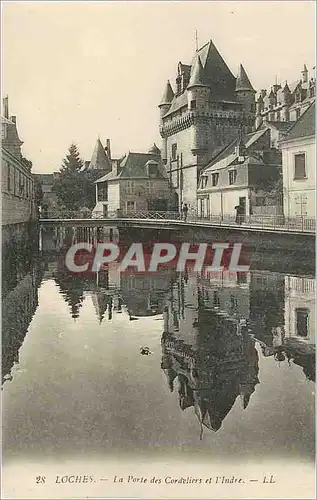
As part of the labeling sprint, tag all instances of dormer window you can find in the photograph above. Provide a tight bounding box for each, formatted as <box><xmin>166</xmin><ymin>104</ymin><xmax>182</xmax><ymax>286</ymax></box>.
<box><xmin>212</xmin><ymin>173</ymin><xmax>219</xmax><ymax>186</ymax></box>
<box><xmin>190</xmin><ymin>100</ymin><xmax>196</xmax><ymax>110</ymax></box>
<box><xmin>295</xmin><ymin>92</ymin><xmax>301</xmax><ymax>103</ymax></box>
<box><xmin>147</xmin><ymin>162</ymin><xmax>159</xmax><ymax>178</ymax></box>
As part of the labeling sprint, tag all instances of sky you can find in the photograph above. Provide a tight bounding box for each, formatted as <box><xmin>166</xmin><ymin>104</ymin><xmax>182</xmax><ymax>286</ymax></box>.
<box><xmin>2</xmin><ymin>1</ymin><xmax>316</xmax><ymax>173</ymax></box>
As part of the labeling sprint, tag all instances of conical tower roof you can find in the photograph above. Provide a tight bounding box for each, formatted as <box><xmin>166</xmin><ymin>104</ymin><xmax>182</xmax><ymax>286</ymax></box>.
<box><xmin>88</xmin><ymin>138</ymin><xmax>111</xmax><ymax>172</ymax></box>
<box><xmin>235</xmin><ymin>64</ymin><xmax>255</xmax><ymax>92</ymax></box>
<box><xmin>148</xmin><ymin>143</ymin><xmax>161</xmax><ymax>155</ymax></box>
<box><xmin>188</xmin><ymin>55</ymin><xmax>207</xmax><ymax>88</ymax></box>
<box><xmin>159</xmin><ymin>80</ymin><xmax>174</xmax><ymax>106</ymax></box>
<box><xmin>282</xmin><ymin>81</ymin><xmax>291</xmax><ymax>93</ymax></box>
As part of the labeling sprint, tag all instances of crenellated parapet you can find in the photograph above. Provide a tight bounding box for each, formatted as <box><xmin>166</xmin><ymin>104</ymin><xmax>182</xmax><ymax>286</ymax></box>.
<box><xmin>160</xmin><ymin>109</ymin><xmax>254</xmax><ymax>138</ymax></box>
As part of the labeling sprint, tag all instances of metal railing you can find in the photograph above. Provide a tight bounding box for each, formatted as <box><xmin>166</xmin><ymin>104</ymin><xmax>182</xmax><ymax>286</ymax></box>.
<box><xmin>40</xmin><ymin>210</ymin><xmax>315</xmax><ymax>233</ymax></box>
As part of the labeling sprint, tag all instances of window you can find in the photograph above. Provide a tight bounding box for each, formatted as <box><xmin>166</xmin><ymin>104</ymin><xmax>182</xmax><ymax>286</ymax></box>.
<box><xmin>212</xmin><ymin>173</ymin><xmax>219</xmax><ymax>186</ymax></box>
<box><xmin>201</xmin><ymin>176</ymin><xmax>208</xmax><ymax>188</ymax></box>
<box><xmin>255</xmin><ymin>196</ymin><xmax>266</xmax><ymax>206</ymax></box>
<box><xmin>295</xmin><ymin>92</ymin><xmax>301</xmax><ymax>104</ymax></box>
<box><xmin>294</xmin><ymin>153</ymin><xmax>306</xmax><ymax>179</ymax></box>
<box><xmin>190</xmin><ymin>100</ymin><xmax>196</xmax><ymax>110</ymax></box>
<box><xmin>147</xmin><ymin>181</ymin><xmax>154</xmax><ymax>193</ymax></box>
<box><xmin>295</xmin><ymin>108</ymin><xmax>300</xmax><ymax>120</ymax></box>
<box><xmin>7</xmin><ymin>164</ymin><xmax>11</xmax><ymax>191</ymax></box>
<box><xmin>126</xmin><ymin>201</ymin><xmax>135</xmax><ymax>211</ymax></box>
<box><xmin>171</xmin><ymin>143</ymin><xmax>177</xmax><ymax>161</ymax></box>
<box><xmin>276</xmin><ymin>111</ymin><xmax>281</xmax><ymax>121</ymax></box>
<box><xmin>296</xmin><ymin>308</ymin><xmax>309</xmax><ymax>337</ymax></box>
<box><xmin>126</xmin><ymin>181</ymin><xmax>134</xmax><ymax>194</ymax></box>
<box><xmin>229</xmin><ymin>169</ymin><xmax>237</xmax><ymax>185</ymax></box>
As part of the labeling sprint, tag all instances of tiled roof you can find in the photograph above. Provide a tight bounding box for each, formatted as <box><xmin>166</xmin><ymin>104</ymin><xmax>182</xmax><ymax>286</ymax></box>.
<box><xmin>235</xmin><ymin>64</ymin><xmax>255</xmax><ymax>92</ymax></box>
<box><xmin>188</xmin><ymin>55</ymin><xmax>206</xmax><ymax>88</ymax></box>
<box><xmin>88</xmin><ymin>138</ymin><xmax>111</xmax><ymax>171</ymax></box>
<box><xmin>203</xmin><ymin>128</ymin><xmax>268</xmax><ymax>172</ymax></box>
<box><xmin>95</xmin><ymin>152</ymin><xmax>167</xmax><ymax>183</ymax></box>
<box><xmin>163</xmin><ymin>92</ymin><xmax>188</xmax><ymax>117</ymax></box>
<box><xmin>160</xmin><ymin>80</ymin><xmax>175</xmax><ymax>106</ymax></box>
<box><xmin>281</xmin><ymin>101</ymin><xmax>315</xmax><ymax>141</ymax></box>
<box><xmin>164</xmin><ymin>39</ymin><xmax>237</xmax><ymax>118</ymax></box>
<box><xmin>196</xmin><ymin>40</ymin><xmax>236</xmax><ymax>101</ymax></box>
<box><xmin>118</xmin><ymin>152</ymin><xmax>166</xmax><ymax>178</ymax></box>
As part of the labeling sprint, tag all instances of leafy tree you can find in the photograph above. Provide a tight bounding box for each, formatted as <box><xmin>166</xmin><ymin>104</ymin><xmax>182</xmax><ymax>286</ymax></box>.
<box><xmin>83</xmin><ymin>169</ymin><xmax>101</xmax><ymax>209</ymax></box>
<box><xmin>53</xmin><ymin>144</ymin><xmax>86</xmax><ymax>211</ymax></box>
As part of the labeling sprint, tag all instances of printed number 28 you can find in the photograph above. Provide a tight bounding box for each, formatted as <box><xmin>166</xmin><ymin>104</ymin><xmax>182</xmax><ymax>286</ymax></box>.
<box><xmin>36</xmin><ymin>476</ymin><xmax>46</xmax><ymax>484</ymax></box>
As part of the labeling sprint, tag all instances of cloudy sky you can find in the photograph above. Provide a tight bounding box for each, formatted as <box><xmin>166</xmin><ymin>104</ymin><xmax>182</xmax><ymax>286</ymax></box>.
<box><xmin>2</xmin><ymin>1</ymin><xmax>315</xmax><ymax>173</ymax></box>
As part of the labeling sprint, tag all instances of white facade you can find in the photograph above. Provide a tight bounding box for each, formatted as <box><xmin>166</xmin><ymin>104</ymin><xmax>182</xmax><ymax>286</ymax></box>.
<box><xmin>284</xmin><ymin>275</ymin><xmax>315</xmax><ymax>344</ymax></box>
<box><xmin>280</xmin><ymin>135</ymin><xmax>315</xmax><ymax>217</ymax></box>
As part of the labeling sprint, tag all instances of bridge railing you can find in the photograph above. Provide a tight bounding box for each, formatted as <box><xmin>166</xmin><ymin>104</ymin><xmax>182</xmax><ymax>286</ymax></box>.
<box><xmin>40</xmin><ymin>210</ymin><xmax>315</xmax><ymax>233</ymax></box>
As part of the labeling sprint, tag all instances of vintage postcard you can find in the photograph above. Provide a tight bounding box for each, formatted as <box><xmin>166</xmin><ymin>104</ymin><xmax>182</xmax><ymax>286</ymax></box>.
<box><xmin>1</xmin><ymin>1</ymin><xmax>315</xmax><ymax>499</ymax></box>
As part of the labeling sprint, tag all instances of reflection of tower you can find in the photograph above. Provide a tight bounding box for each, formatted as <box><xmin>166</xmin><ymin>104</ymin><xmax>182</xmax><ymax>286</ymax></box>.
<box><xmin>161</xmin><ymin>273</ymin><xmax>259</xmax><ymax>435</ymax></box>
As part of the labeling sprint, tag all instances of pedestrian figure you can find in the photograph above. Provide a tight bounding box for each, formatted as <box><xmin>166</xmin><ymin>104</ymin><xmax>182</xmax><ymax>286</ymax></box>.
<box><xmin>183</xmin><ymin>203</ymin><xmax>188</xmax><ymax>221</ymax></box>
<box><xmin>235</xmin><ymin>205</ymin><xmax>242</xmax><ymax>225</ymax></box>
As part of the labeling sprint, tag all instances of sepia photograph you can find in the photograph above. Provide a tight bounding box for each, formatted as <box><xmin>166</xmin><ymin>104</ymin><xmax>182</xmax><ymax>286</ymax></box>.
<box><xmin>1</xmin><ymin>1</ymin><xmax>316</xmax><ymax>499</ymax></box>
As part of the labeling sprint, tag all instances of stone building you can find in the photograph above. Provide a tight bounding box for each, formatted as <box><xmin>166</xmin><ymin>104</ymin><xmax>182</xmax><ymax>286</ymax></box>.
<box><xmin>159</xmin><ymin>39</ymin><xmax>256</xmax><ymax>213</ymax></box>
<box><xmin>93</xmin><ymin>144</ymin><xmax>173</xmax><ymax>217</ymax></box>
<box><xmin>1</xmin><ymin>96</ymin><xmax>37</xmax><ymax>247</ymax></box>
<box><xmin>255</xmin><ymin>65</ymin><xmax>316</xmax><ymax>129</ymax></box>
<box><xmin>197</xmin><ymin>128</ymin><xmax>282</xmax><ymax>219</ymax></box>
<box><xmin>33</xmin><ymin>172</ymin><xmax>59</xmax><ymax>217</ymax></box>
<box><xmin>279</xmin><ymin>102</ymin><xmax>315</xmax><ymax>217</ymax></box>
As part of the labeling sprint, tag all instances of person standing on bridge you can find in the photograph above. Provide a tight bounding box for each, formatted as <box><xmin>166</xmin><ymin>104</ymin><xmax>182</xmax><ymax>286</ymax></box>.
<box><xmin>183</xmin><ymin>203</ymin><xmax>188</xmax><ymax>222</ymax></box>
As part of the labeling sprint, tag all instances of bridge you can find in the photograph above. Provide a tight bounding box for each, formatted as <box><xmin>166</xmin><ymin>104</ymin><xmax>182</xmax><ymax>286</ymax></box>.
<box><xmin>39</xmin><ymin>211</ymin><xmax>315</xmax><ymax>236</ymax></box>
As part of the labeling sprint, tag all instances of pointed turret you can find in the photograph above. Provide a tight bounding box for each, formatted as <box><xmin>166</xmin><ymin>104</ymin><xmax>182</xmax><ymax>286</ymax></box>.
<box><xmin>282</xmin><ymin>81</ymin><xmax>291</xmax><ymax>94</ymax></box>
<box><xmin>235</xmin><ymin>64</ymin><xmax>255</xmax><ymax>117</ymax></box>
<box><xmin>159</xmin><ymin>80</ymin><xmax>174</xmax><ymax>106</ymax></box>
<box><xmin>188</xmin><ymin>55</ymin><xmax>206</xmax><ymax>88</ymax></box>
<box><xmin>148</xmin><ymin>143</ymin><xmax>161</xmax><ymax>155</ymax></box>
<box><xmin>235</xmin><ymin>64</ymin><xmax>255</xmax><ymax>92</ymax></box>
<box><xmin>88</xmin><ymin>138</ymin><xmax>111</xmax><ymax>172</ymax></box>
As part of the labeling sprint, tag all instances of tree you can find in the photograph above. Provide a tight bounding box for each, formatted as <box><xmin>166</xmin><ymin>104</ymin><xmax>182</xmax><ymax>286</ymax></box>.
<box><xmin>53</xmin><ymin>144</ymin><xmax>86</xmax><ymax>211</ymax></box>
<box><xmin>83</xmin><ymin>169</ymin><xmax>101</xmax><ymax>209</ymax></box>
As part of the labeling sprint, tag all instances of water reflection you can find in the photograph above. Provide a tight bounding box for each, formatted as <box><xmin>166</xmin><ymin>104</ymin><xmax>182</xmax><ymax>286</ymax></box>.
<box><xmin>2</xmin><ymin>238</ymin><xmax>44</xmax><ymax>383</ymax></box>
<box><xmin>1</xmin><ymin>226</ymin><xmax>315</xmax><ymax>460</ymax></box>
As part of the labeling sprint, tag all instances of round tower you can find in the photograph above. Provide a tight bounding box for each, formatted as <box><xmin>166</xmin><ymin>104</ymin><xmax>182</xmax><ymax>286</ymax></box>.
<box><xmin>187</xmin><ymin>55</ymin><xmax>210</xmax><ymax>151</ymax></box>
<box><xmin>235</xmin><ymin>64</ymin><xmax>256</xmax><ymax>115</ymax></box>
<box><xmin>158</xmin><ymin>80</ymin><xmax>174</xmax><ymax>162</ymax></box>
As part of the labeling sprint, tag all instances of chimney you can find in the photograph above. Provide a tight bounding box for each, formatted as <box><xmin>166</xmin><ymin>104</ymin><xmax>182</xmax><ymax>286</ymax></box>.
<box><xmin>3</xmin><ymin>96</ymin><xmax>9</xmax><ymax>118</ymax></box>
<box><xmin>112</xmin><ymin>159</ymin><xmax>119</xmax><ymax>177</ymax></box>
<box><xmin>106</xmin><ymin>138</ymin><xmax>112</xmax><ymax>160</ymax></box>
